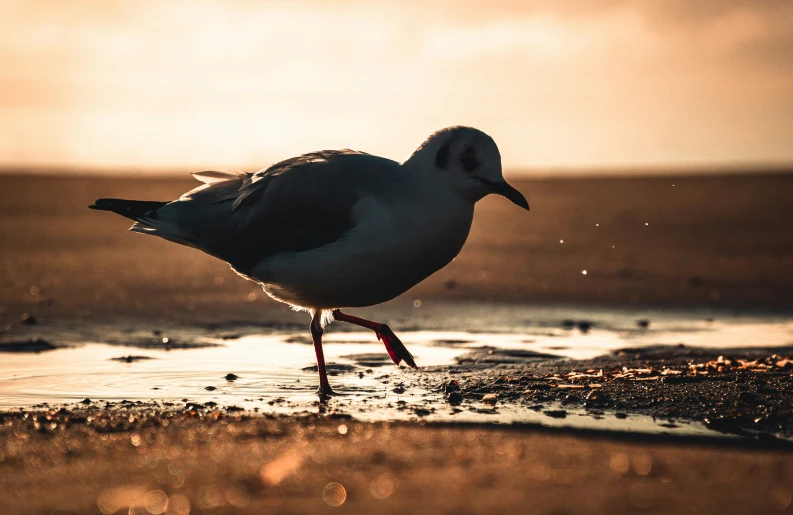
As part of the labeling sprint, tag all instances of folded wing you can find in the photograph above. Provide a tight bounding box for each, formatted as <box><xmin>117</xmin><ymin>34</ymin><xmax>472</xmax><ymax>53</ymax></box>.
<box><xmin>131</xmin><ymin>150</ymin><xmax>399</xmax><ymax>274</ymax></box>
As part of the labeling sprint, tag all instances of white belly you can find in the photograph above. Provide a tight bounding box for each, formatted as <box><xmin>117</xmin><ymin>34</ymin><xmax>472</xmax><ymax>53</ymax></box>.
<box><xmin>250</xmin><ymin>194</ymin><xmax>473</xmax><ymax>309</ymax></box>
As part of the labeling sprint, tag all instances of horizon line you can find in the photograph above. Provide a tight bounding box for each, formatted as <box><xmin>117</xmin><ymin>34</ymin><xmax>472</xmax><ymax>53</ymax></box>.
<box><xmin>1</xmin><ymin>162</ymin><xmax>792</xmax><ymax>179</ymax></box>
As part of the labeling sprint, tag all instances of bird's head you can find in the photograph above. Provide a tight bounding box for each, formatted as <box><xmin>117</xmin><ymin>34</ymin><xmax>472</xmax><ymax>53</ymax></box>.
<box><xmin>406</xmin><ymin>126</ymin><xmax>529</xmax><ymax>210</ymax></box>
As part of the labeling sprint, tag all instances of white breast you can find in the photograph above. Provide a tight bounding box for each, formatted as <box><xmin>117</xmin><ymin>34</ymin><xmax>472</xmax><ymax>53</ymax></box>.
<box><xmin>252</xmin><ymin>190</ymin><xmax>474</xmax><ymax>310</ymax></box>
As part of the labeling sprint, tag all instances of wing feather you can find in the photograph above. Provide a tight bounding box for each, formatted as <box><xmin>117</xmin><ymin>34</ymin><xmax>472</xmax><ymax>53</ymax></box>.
<box><xmin>191</xmin><ymin>170</ymin><xmax>246</xmax><ymax>184</ymax></box>
<box><xmin>139</xmin><ymin>149</ymin><xmax>400</xmax><ymax>274</ymax></box>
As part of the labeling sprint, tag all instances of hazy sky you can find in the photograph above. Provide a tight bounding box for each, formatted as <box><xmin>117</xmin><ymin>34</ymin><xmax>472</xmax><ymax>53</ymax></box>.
<box><xmin>2</xmin><ymin>0</ymin><xmax>792</xmax><ymax>171</ymax></box>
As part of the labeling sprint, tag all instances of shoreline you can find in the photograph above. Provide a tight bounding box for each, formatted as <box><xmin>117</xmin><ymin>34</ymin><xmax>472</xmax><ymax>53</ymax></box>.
<box><xmin>4</xmin><ymin>316</ymin><xmax>793</xmax><ymax>441</ymax></box>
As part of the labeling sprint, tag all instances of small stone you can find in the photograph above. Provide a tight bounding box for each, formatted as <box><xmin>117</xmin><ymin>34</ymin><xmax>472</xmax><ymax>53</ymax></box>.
<box><xmin>738</xmin><ymin>391</ymin><xmax>759</xmax><ymax>403</ymax></box>
<box><xmin>444</xmin><ymin>380</ymin><xmax>460</xmax><ymax>394</ymax></box>
<box><xmin>562</xmin><ymin>394</ymin><xmax>580</xmax><ymax>405</ymax></box>
<box><xmin>224</xmin><ymin>373</ymin><xmax>239</xmax><ymax>381</ymax></box>
<box><xmin>79</xmin><ymin>398</ymin><xmax>91</xmax><ymax>404</ymax></box>
<box><xmin>544</xmin><ymin>410</ymin><xmax>568</xmax><ymax>419</ymax></box>
<box><xmin>585</xmin><ymin>390</ymin><xmax>609</xmax><ymax>405</ymax></box>
<box><xmin>21</xmin><ymin>313</ymin><xmax>38</xmax><ymax>325</ymax></box>
<box><xmin>482</xmin><ymin>393</ymin><xmax>498</xmax><ymax>405</ymax></box>
<box><xmin>205</xmin><ymin>386</ymin><xmax>217</xmax><ymax>391</ymax></box>
<box><xmin>447</xmin><ymin>391</ymin><xmax>463</xmax><ymax>405</ymax></box>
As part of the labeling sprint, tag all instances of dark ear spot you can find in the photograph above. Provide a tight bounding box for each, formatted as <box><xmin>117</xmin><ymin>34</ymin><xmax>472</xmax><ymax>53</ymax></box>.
<box><xmin>460</xmin><ymin>145</ymin><xmax>479</xmax><ymax>172</ymax></box>
<box><xmin>435</xmin><ymin>143</ymin><xmax>450</xmax><ymax>169</ymax></box>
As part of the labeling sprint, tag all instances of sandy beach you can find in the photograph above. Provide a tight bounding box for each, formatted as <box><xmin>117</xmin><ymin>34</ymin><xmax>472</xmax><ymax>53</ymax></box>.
<box><xmin>2</xmin><ymin>172</ymin><xmax>792</xmax><ymax>327</ymax></box>
<box><xmin>2</xmin><ymin>172</ymin><xmax>793</xmax><ymax>514</ymax></box>
<box><xmin>2</xmin><ymin>409</ymin><xmax>793</xmax><ymax>515</ymax></box>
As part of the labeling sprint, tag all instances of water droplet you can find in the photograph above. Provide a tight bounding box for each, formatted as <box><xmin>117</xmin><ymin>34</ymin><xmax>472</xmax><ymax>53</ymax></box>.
<box><xmin>609</xmin><ymin>452</ymin><xmax>630</xmax><ymax>475</ymax></box>
<box><xmin>559</xmin><ymin>239</ymin><xmax>564</xmax><ymax>244</ymax></box>
<box><xmin>338</xmin><ymin>424</ymin><xmax>348</xmax><ymax>435</ymax></box>
<box><xmin>167</xmin><ymin>494</ymin><xmax>190</xmax><ymax>515</ymax></box>
<box><xmin>226</xmin><ymin>484</ymin><xmax>250</xmax><ymax>508</ymax></box>
<box><xmin>412</xmin><ymin>299</ymin><xmax>422</xmax><ymax>308</ymax></box>
<box><xmin>323</xmin><ymin>482</ymin><xmax>347</xmax><ymax>506</ymax></box>
<box><xmin>369</xmin><ymin>474</ymin><xmax>397</xmax><ymax>500</ymax></box>
<box><xmin>144</xmin><ymin>490</ymin><xmax>168</xmax><ymax>514</ymax></box>
<box><xmin>633</xmin><ymin>453</ymin><xmax>652</xmax><ymax>475</ymax></box>
<box><xmin>581</xmin><ymin>270</ymin><xmax>587</xmax><ymax>275</ymax></box>
<box><xmin>629</xmin><ymin>482</ymin><xmax>654</xmax><ymax>508</ymax></box>
<box><xmin>770</xmin><ymin>484</ymin><xmax>792</xmax><ymax>509</ymax></box>
<box><xmin>530</xmin><ymin>462</ymin><xmax>551</xmax><ymax>481</ymax></box>
<box><xmin>168</xmin><ymin>468</ymin><xmax>186</xmax><ymax>488</ymax></box>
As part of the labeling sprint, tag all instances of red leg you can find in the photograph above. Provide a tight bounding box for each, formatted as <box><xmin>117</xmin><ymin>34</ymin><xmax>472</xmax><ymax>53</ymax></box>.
<box><xmin>310</xmin><ymin>311</ymin><xmax>335</xmax><ymax>396</ymax></box>
<box><xmin>332</xmin><ymin>310</ymin><xmax>417</xmax><ymax>369</ymax></box>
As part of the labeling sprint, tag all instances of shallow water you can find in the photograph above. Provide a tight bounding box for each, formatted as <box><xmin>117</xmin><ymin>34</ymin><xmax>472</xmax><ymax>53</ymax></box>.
<box><xmin>1</xmin><ymin>304</ymin><xmax>792</xmax><ymax>438</ymax></box>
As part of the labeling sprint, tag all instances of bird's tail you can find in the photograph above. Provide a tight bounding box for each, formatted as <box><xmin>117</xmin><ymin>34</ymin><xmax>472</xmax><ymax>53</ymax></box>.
<box><xmin>89</xmin><ymin>199</ymin><xmax>168</xmax><ymax>222</ymax></box>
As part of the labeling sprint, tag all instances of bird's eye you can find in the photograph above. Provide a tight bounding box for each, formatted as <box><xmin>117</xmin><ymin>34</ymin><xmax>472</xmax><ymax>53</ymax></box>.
<box><xmin>459</xmin><ymin>146</ymin><xmax>479</xmax><ymax>172</ymax></box>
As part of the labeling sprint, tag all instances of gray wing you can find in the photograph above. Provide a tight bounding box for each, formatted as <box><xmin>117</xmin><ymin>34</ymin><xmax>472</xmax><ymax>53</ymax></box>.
<box><xmin>133</xmin><ymin>150</ymin><xmax>401</xmax><ymax>273</ymax></box>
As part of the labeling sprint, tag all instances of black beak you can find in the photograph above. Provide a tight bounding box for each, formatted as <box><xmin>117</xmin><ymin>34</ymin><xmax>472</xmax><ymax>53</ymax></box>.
<box><xmin>485</xmin><ymin>179</ymin><xmax>530</xmax><ymax>211</ymax></box>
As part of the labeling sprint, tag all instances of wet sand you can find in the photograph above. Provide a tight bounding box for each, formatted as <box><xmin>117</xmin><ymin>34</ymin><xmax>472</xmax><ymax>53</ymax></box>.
<box><xmin>5</xmin><ymin>340</ymin><xmax>793</xmax><ymax>514</ymax></box>
<box><xmin>2</xmin><ymin>171</ymin><xmax>793</xmax><ymax>513</ymax></box>
<box><xmin>447</xmin><ymin>344</ymin><xmax>793</xmax><ymax>439</ymax></box>
<box><xmin>3</xmin><ymin>315</ymin><xmax>793</xmax><ymax>438</ymax></box>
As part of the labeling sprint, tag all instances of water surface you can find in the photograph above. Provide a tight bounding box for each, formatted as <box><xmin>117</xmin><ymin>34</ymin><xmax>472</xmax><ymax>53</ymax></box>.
<box><xmin>2</xmin><ymin>304</ymin><xmax>791</xmax><ymax>438</ymax></box>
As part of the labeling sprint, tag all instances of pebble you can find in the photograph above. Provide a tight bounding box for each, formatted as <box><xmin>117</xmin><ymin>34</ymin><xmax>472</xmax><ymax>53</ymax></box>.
<box><xmin>447</xmin><ymin>392</ymin><xmax>463</xmax><ymax>405</ymax></box>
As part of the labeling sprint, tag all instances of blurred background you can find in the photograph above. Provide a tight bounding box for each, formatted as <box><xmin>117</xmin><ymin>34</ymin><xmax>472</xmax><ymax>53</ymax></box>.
<box><xmin>1</xmin><ymin>1</ymin><xmax>792</xmax><ymax>325</ymax></box>
<box><xmin>2</xmin><ymin>0</ymin><xmax>792</xmax><ymax>173</ymax></box>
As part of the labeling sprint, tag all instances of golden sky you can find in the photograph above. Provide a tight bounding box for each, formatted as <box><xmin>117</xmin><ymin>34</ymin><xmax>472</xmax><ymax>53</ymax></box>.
<box><xmin>1</xmin><ymin>0</ymin><xmax>792</xmax><ymax>172</ymax></box>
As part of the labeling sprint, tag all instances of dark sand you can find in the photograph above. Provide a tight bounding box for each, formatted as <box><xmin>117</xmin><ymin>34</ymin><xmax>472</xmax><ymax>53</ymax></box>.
<box><xmin>443</xmin><ymin>345</ymin><xmax>793</xmax><ymax>439</ymax></box>
<box><xmin>2</xmin><ymin>172</ymin><xmax>793</xmax><ymax>514</ymax></box>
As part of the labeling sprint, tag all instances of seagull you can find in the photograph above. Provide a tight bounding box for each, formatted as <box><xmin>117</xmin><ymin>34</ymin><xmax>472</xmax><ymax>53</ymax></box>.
<box><xmin>90</xmin><ymin>126</ymin><xmax>529</xmax><ymax>395</ymax></box>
